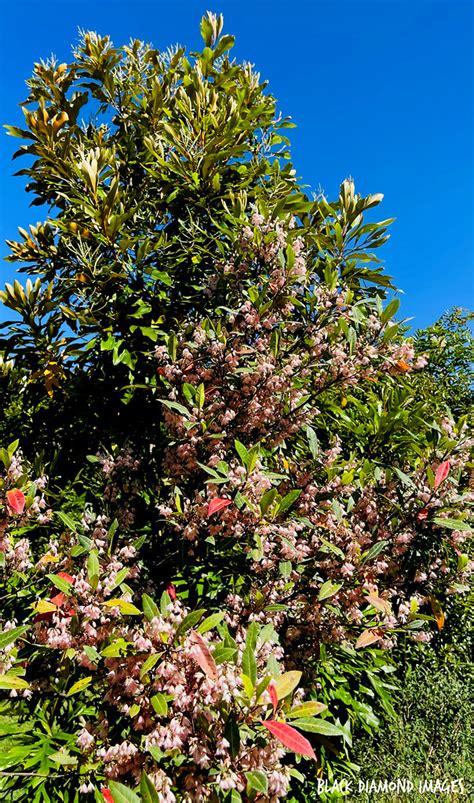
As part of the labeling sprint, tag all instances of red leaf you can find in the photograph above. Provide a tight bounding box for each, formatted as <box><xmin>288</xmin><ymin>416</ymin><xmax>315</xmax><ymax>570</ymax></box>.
<box><xmin>416</xmin><ymin>507</ymin><xmax>429</xmax><ymax>521</ymax></box>
<box><xmin>101</xmin><ymin>789</ymin><xmax>114</xmax><ymax>803</ymax></box>
<box><xmin>34</xmin><ymin>613</ymin><xmax>54</xmax><ymax>623</ymax></box>
<box><xmin>207</xmin><ymin>498</ymin><xmax>232</xmax><ymax>517</ymax></box>
<box><xmin>396</xmin><ymin>359</ymin><xmax>410</xmax><ymax>372</ymax></box>
<box><xmin>6</xmin><ymin>489</ymin><xmax>25</xmax><ymax>514</ymax></box>
<box><xmin>261</xmin><ymin>719</ymin><xmax>316</xmax><ymax>759</ymax></box>
<box><xmin>188</xmin><ymin>630</ymin><xmax>218</xmax><ymax>680</ymax></box>
<box><xmin>434</xmin><ymin>460</ymin><xmax>450</xmax><ymax>489</ymax></box>
<box><xmin>429</xmin><ymin>595</ymin><xmax>445</xmax><ymax>631</ymax></box>
<box><xmin>50</xmin><ymin>592</ymin><xmax>66</xmax><ymax>607</ymax></box>
<box><xmin>268</xmin><ymin>681</ymin><xmax>278</xmax><ymax>713</ymax></box>
<box><xmin>57</xmin><ymin>572</ymin><xmax>74</xmax><ymax>584</ymax></box>
<box><xmin>167</xmin><ymin>583</ymin><xmax>177</xmax><ymax>600</ymax></box>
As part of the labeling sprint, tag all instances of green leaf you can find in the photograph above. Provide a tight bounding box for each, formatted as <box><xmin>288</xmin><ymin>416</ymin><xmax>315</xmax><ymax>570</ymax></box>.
<box><xmin>87</xmin><ymin>550</ymin><xmax>100</xmax><ymax>591</ymax></box>
<box><xmin>213</xmin><ymin>646</ymin><xmax>237</xmax><ymax>664</ymax></box>
<box><xmin>107</xmin><ymin>567</ymin><xmax>129</xmax><ymax>593</ymax></box>
<box><xmin>245</xmin><ymin>770</ymin><xmax>268</xmax><ymax>794</ymax></box>
<box><xmin>318</xmin><ymin>581</ymin><xmax>342</xmax><ymax>601</ymax></box>
<box><xmin>433</xmin><ymin>517</ymin><xmax>471</xmax><ymax>532</ymax></box>
<box><xmin>0</xmin><ymin>448</ymin><xmax>11</xmax><ymax>469</ymax></box>
<box><xmin>246</xmin><ymin>445</ymin><xmax>260</xmax><ymax>473</ymax></box>
<box><xmin>0</xmin><ymin>625</ymin><xmax>29</xmax><ymax>651</ymax></box>
<box><xmin>242</xmin><ymin>622</ymin><xmax>258</xmax><ymax>685</ymax></box>
<box><xmin>242</xmin><ymin>646</ymin><xmax>257</xmax><ymax>686</ymax></box>
<box><xmin>0</xmin><ymin>674</ymin><xmax>30</xmax><ymax>690</ymax></box>
<box><xmin>289</xmin><ymin>717</ymin><xmax>345</xmax><ymax>737</ymax></box>
<box><xmin>150</xmin><ymin>693</ymin><xmax>168</xmax><ymax>717</ymax></box>
<box><xmin>160</xmin><ymin>590</ymin><xmax>171</xmax><ymax>615</ymax></box>
<box><xmin>277</xmin><ymin>489</ymin><xmax>301</xmax><ymax>514</ymax></box>
<box><xmin>224</xmin><ymin>714</ymin><xmax>240</xmax><ymax>759</ymax></box>
<box><xmin>46</xmin><ymin>574</ymin><xmax>73</xmax><ymax>595</ymax></box>
<box><xmin>306</xmin><ymin>426</ymin><xmax>320</xmax><ymax>458</ymax></box>
<box><xmin>392</xmin><ymin>467</ymin><xmax>416</xmax><ymax>489</ymax></box>
<box><xmin>197</xmin><ymin>612</ymin><xmax>224</xmax><ymax>634</ymax></box>
<box><xmin>361</xmin><ymin>540</ymin><xmax>389</xmax><ymax>564</ymax></box>
<box><xmin>140</xmin><ymin>773</ymin><xmax>160</xmax><ymax>803</ymax></box>
<box><xmin>182</xmin><ymin>382</ymin><xmax>195</xmax><ymax>403</ymax></box>
<box><xmin>142</xmin><ymin>593</ymin><xmax>160</xmax><ymax>621</ymax></box>
<box><xmin>234</xmin><ymin>439</ymin><xmax>249</xmax><ymax>466</ymax></box>
<box><xmin>200</xmin><ymin>13</ymin><xmax>214</xmax><ymax>46</ymax></box>
<box><xmin>255</xmin><ymin>674</ymin><xmax>271</xmax><ymax>701</ymax></box>
<box><xmin>108</xmin><ymin>781</ymin><xmax>141</xmax><ymax>803</ymax></box>
<box><xmin>381</xmin><ymin>297</ymin><xmax>400</xmax><ymax>324</ymax></box>
<box><xmin>56</xmin><ymin>511</ymin><xmax>79</xmax><ymax>533</ymax></box>
<box><xmin>318</xmin><ymin>538</ymin><xmax>345</xmax><ymax>560</ymax></box>
<box><xmin>288</xmin><ymin>767</ymin><xmax>306</xmax><ymax>782</ymax></box>
<box><xmin>159</xmin><ymin>399</ymin><xmax>190</xmax><ymax>418</ymax></box>
<box><xmin>197</xmin><ymin>383</ymin><xmax>205</xmax><ymax>409</ymax></box>
<box><xmin>101</xmin><ymin>638</ymin><xmax>129</xmax><ymax>658</ymax></box>
<box><xmin>7</xmin><ymin>439</ymin><xmax>19</xmax><ymax>457</ymax></box>
<box><xmin>175</xmin><ymin>609</ymin><xmax>206</xmax><ymax>639</ymax></box>
<box><xmin>78</xmin><ymin>533</ymin><xmax>93</xmax><ymax>551</ymax></box>
<box><xmin>260</xmin><ymin>488</ymin><xmax>277</xmax><ymax>515</ymax></box>
<box><xmin>49</xmin><ymin>751</ymin><xmax>78</xmax><ymax>766</ymax></box>
<box><xmin>83</xmin><ymin>645</ymin><xmax>101</xmax><ymax>665</ymax></box>
<box><xmin>241</xmin><ymin>672</ymin><xmax>255</xmax><ymax>699</ymax></box>
<box><xmin>140</xmin><ymin>653</ymin><xmax>161</xmax><ymax>680</ymax></box>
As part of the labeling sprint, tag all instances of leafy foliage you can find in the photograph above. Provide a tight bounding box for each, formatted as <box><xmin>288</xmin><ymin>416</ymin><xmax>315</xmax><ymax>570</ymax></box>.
<box><xmin>352</xmin><ymin>641</ymin><xmax>473</xmax><ymax>802</ymax></box>
<box><xmin>0</xmin><ymin>12</ymin><xmax>472</xmax><ymax>802</ymax></box>
<box><xmin>413</xmin><ymin>307</ymin><xmax>474</xmax><ymax>417</ymax></box>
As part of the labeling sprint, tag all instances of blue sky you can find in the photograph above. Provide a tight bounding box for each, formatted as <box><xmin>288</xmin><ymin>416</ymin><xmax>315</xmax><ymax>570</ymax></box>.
<box><xmin>0</xmin><ymin>0</ymin><xmax>472</xmax><ymax>328</ymax></box>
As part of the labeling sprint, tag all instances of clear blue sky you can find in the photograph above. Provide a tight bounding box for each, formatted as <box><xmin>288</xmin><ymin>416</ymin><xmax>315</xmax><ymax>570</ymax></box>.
<box><xmin>0</xmin><ymin>0</ymin><xmax>472</xmax><ymax>328</ymax></box>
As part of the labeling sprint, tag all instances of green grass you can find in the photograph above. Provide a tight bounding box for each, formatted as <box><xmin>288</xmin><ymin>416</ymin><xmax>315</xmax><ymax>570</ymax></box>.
<box><xmin>350</xmin><ymin>644</ymin><xmax>473</xmax><ymax>802</ymax></box>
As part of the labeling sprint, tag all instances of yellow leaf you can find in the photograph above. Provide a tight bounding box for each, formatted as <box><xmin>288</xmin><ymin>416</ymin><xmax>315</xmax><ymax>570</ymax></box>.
<box><xmin>36</xmin><ymin>553</ymin><xmax>60</xmax><ymax>567</ymax></box>
<box><xmin>102</xmin><ymin>599</ymin><xmax>141</xmax><ymax>615</ymax></box>
<box><xmin>32</xmin><ymin>600</ymin><xmax>57</xmax><ymax>614</ymax></box>
<box><xmin>241</xmin><ymin>673</ymin><xmax>254</xmax><ymax>699</ymax></box>
<box><xmin>66</xmin><ymin>676</ymin><xmax>92</xmax><ymax>696</ymax></box>
<box><xmin>272</xmin><ymin>671</ymin><xmax>302</xmax><ymax>700</ymax></box>
<box><xmin>287</xmin><ymin>701</ymin><xmax>328</xmax><ymax>718</ymax></box>
<box><xmin>410</xmin><ymin>597</ymin><xmax>419</xmax><ymax>615</ymax></box>
<box><xmin>0</xmin><ymin>674</ymin><xmax>30</xmax><ymax>690</ymax></box>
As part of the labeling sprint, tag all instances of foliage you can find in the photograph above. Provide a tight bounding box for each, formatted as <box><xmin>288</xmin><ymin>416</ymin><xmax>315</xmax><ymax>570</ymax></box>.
<box><xmin>351</xmin><ymin>640</ymin><xmax>473</xmax><ymax>802</ymax></box>
<box><xmin>413</xmin><ymin>307</ymin><xmax>474</xmax><ymax>418</ymax></box>
<box><xmin>0</xmin><ymin>12</ymin><xmax>472</xmax><ymax>802</ymax></box>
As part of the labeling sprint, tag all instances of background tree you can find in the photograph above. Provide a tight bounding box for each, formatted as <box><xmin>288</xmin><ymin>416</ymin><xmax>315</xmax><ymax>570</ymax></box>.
<box><xmin>413</xmin><ymin>307</ymin><xmax>473</xmax><ymax>418</ymax></box>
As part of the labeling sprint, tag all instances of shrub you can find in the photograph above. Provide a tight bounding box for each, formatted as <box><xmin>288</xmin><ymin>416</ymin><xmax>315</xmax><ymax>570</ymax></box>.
<box><xmin>0</xmin><ymin>12</ymin><xmax>471</xmax><ymax>802</ymax></box>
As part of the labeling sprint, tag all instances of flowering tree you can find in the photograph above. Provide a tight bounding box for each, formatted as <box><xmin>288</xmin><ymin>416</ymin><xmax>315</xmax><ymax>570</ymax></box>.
<box><xmin>0</xmin><ymin>13</ymin><xmax>472</xmax><ymax>802</ymax></box>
